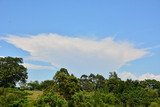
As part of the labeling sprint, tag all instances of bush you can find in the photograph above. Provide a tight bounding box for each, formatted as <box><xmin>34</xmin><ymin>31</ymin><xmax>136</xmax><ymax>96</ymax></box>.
<box><xmin>0</xmin><ymin>88</ymin><xmax>29</xmax><ymax>107</ymax></box>
<box><xmin>35</xmin><ymin>91</ymin><xmax>68</xmax><ymax>107</ymax></box>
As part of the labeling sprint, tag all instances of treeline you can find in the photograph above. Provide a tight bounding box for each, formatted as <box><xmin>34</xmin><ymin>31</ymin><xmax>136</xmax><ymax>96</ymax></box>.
<box><xmin>1</xmin><ymin>57</ymin><xmax>160</xmax><ymax>107</ymax></box>
<box><xmin>24</xmin><ymin>68</ymin><xmax>160</xmax><ymax>107</ymax></box>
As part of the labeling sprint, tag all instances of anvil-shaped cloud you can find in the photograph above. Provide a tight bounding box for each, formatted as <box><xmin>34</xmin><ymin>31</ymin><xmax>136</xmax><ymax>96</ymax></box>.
<box><xmin>3</xmin><ymin>33</ymin><xmax>148</xmax><ymax>76</ymax></box>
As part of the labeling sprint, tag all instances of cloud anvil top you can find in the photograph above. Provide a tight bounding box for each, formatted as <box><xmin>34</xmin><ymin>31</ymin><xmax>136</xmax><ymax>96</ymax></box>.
<box><xmin>3</xmin><ymin>34</ymin><xmax>147</xmax><ymax>76</ymax></box>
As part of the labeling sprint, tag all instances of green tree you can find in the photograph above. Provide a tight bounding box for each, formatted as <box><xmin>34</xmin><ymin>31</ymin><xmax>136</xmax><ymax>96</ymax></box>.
<box><xmin>80</xmin><ymin>74</ymin><xmax>95</xmax><ymax>91</ymax></box>
<box><xmin>121</xmin><ymin>87</ymin><xmax>158</xmax><ymax>107</ymax></box>
<box><xmin>95</xmin><ymin>74</ymin><xmax>105</xmax><ymax>90</ymax></box>
<box><xmin>140</xmin><ymin>79</ymin><xmax>160</xmax><ymax>97</ymax></box>
<box><xmin>53</xmin><ymin>68</ymin><xmax>81</xmax><ymax>100</ymax></box>
<box><xmin>0</xmin><ymin>57</ymin><xmax>28</xmax><ymax>87</ymax></box>
<box><xmin>40</xmin><ymin>80</ymin><xmax>55</xmax><ymax>90</ymax></box>
<box><xmin>71</xmin><ymin>91</ymin><xmax>93</xmax><ymax>107</ymax></box>
<box><xmin>27</xmin><ymin>80</ymin><xmax>41</xmax><ymax>90</ymax></box>
<box><xmin>71</xmin><ymin>91</ymin><xmax>120</xmax><ymax>107</ymax></box>
<box><xmin>80</xmin><ymin>73</ymin><xmax>106</xmax><ymax>91</ymax></box>
<box><xmin>106</xmin><ymin>72</ymin><xmax>123</xmax><ymax>94</ymax></box>
<box><xmin>109</xmin><ymin>71</ymin><xmax>119</xmax><ymax>79</ymax></box>
<box><xmin>36</xmin><ymin>91</ymin><xmax>68</xmax><ymax>107</ymax></box>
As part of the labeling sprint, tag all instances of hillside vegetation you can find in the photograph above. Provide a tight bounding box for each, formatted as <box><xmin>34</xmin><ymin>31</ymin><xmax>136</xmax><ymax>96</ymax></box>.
<box><xmin>1</xmin><ymin>57</ymin><xmax>160</xmax><ymax>107</ymax></box>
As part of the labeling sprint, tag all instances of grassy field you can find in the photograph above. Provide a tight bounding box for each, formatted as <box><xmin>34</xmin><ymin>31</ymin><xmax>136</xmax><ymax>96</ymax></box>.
<box><xmin>25</xmin><ymin>90</ymin><xmax>43</xmax><ymax>106</ymax></box>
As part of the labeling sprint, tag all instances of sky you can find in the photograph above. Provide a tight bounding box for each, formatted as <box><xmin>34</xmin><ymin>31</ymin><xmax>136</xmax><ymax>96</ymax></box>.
<box><xmin>0</xmin><ymin>0</ymin><xmax>160</xmax><ymax>81</ymax></box>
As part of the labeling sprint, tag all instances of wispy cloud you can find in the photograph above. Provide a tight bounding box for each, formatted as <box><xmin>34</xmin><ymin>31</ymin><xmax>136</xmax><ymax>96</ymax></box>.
<box><xmin>3</xmin><ymin>33</ymin><xmax>148</xmax><ymax>76</ymax></box>
<box><xmin>144</xmin><ymin>45</ymin><xmax>160</xmax><ymax>50</ymax></box>
<box><xmin>23</xmin><ymin>63</ymin><xmax>55</xmax><ymax>70</ymax></box>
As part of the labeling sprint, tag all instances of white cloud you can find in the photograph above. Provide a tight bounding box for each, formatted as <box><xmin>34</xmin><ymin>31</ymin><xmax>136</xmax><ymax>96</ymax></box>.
<box><xmin>119</xmin><ymin>71</ymin><xmax>137</xmax><ymax>80</ymax></box>
<box><xmin>23</xmin><ymin>63</ymin><xmax>54</xmax><ymax>70</ymax></box>
<box><xmin>3</xmin><ymin>33</ymin><xmax>148</xmax><ymax>76</ymax></box>
<box><xmin>144</xmin><ymin>45</ymin><xmax>160</xmax><ymax>50</ymax></box>
<box><xmin>138</xmin><ymin>73</ymin><xmax>160</xmax><ymax>81</ymax></box>
<box><xmin>119</xmin><ymin>71</ymin><xmax>160</xmax><ymax>81</ymax></box>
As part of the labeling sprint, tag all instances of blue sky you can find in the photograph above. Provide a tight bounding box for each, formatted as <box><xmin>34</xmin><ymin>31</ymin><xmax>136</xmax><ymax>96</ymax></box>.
<box><xmin>0</xmin><ymin>0</ymin><xmax>160</xmax><ymax>81</ymax></box>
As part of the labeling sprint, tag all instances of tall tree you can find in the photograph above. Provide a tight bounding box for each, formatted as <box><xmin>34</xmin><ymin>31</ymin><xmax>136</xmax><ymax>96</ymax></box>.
<box><xmin>109</xmin><ymin>71</ymin><xmax>119</xmax><ymax>79</ymax></box>
<box><xmin>53</xmin><ymin>68</ymin><xmax>81</xmax><ymax>100</ymax></box>
<box><xmin>27</xmin><ymin>80</ymin><xmax>41</xmax><ymax>90</ymax></box>
<box><xmin>80</xmin><ymin>74</ymin><xmax>96</xmax><ymax>91</ymax></box>
<box><xmin>107</xmin><ymin>72</ymin><xmax>124</xmax><ymax>94</ymax></box>
<box><xmin>0</xmin><ymin>57</ymin><xmax>28</xmax><ymax>87</ymax></box>
<box><xmin>95</xmin><ymin>74</ymin><xmax>105</xmax><ymax>90</ymax></box>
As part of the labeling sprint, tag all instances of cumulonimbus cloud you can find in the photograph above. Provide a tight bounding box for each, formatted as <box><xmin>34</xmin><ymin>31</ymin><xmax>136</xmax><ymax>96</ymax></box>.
<box><xmin>3</xmin><ymin>33</ymin><xmax>148</xmax><ymax>76</ymax></box>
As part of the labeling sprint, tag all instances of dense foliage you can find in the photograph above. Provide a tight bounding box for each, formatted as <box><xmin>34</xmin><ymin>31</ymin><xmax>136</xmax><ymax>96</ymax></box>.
<box><xmin>1</xmin><ymin>57</ymin><xmax>160</xmax><ymax>107</ymax></box>
<box><xmin>0</xmin><ymin>57</ymin><xmax>28</xmax><ymax>87</ymax></box>
<box><xmin>0</xmin><ymin>88</ymin><xmax>29</xmax><ymax>107</ymax></box>
<box><xmin>19</xmin><ymin>69</ymin><xmax>160</xmax><ymax>107</ymax></box>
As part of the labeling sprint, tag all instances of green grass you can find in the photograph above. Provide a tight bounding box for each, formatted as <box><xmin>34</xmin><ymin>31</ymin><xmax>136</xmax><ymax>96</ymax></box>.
<box><xmin>26</xmin><ymin>90</ymin><xmax>43</xmax><ymax>101</ymax></box>
<box><xmin>25</xmin><ymin>90</ymin><xmax>43</xmax><ymax>107</ymax></box>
